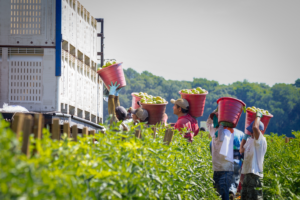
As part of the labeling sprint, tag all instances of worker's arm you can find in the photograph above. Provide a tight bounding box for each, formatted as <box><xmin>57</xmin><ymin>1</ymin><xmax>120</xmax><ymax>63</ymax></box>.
<box><xmin>114</xmin><ymin>88</ymin><xmax>122</xmax><ymax>109</ymax></box>
<box><xmin>108</xmin><ymin>95</ymin><xmax>116</xmax><ymax>115</ymax></box>
<box><xmin>240</xmin><ymin>134</ymin><xmax>251</xmax><ymax>153</ymax></box>
<box><xmin>108</xmin><ymin>95</ymin><xmax>118</xmax><ymax>124</ymax></box>
<box><xmin>239</xmin><ymin>139</ymin><xmax>246</xmax><ymax>154</ymax></box>
<box><xmin>253</xmin><ymin>111</ymin><xmax>263</xmax><ymax>140</ymax></box>
<box><xmin>108</xmin><ymin>82</ymin><xmax>120</xmax><ymax>124</ymax></box>
<box><xmin>114</xmin><ymin>96</ymin><xmax>120</xmax><ymax>108</ymax></box>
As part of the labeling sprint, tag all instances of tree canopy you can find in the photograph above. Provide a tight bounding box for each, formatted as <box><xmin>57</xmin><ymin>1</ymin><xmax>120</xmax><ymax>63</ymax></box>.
<box><xmin>102</xmin><ymin>68</ymin><xmax>300</xmax><ymax>137</ymax></box>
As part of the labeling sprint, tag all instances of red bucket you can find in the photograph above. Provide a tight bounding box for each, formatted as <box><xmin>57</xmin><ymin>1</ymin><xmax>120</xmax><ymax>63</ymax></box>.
<box><xmin>97</xmin><ymin>63</ymin><xmax>126</xmax><ymax>90</ymax></box>
<box><xmin>141</xmin><ymin>103</ymin><xmax>168</xmax><ymax>125</ymax></box>
<box><xmin>245</xmin><ymin>110</ymin><xmax>273</xmax><ymax>135</ymax></box>
<box><xmin>179</xmin><ymin>90</ymin><xmax>208</xmax><ymax>118</ymax></box>
<box><xmin>217</xmin><ymin>97</ymin><xmax>246</xmax><ymax>128</ymax></box>
<box><xmin>131</xmin><ymin>93</ymin><xmax>141</xmax><ymax>109</ymax></box>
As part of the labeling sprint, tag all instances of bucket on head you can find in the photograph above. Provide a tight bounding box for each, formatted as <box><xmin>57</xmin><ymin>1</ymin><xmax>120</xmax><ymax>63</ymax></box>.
<box><xmin>141</xmin><ymin>102</ymin><xmax>168</xmax><ymax>125</ymax></box>
<box><xmin>131</xmin><ymin>93</ymin><xmax>141</xmax><ymax>109</ymax></box>
<box><xmin>217</xmin><ymin>97</ymin><xmax>246</xmax><ymax>128</ymax></box>
<box><xmin>245</xmin><ymin>110</ymin><xmax>273</xmax><ymax>135</ymax></box>
<box><xmin>179</xmin><ymin>90</ymin><xmax>208</xmax><ymax>118</ymax></box>
<box><xmin>97</xmin><ymin>63</ymin><xmax>126</xmax><ymax>90</ymax></box>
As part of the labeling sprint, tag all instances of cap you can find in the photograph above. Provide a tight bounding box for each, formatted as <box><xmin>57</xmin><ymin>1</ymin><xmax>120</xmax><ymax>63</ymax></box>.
<box><xmin>115</xmin><ymin>106</ymin><xmax>127</xmax><ymax>120</ymax></box>
<box><xmin>246</xmin><ymin>121</ymin><xmax>264</xmax><ymax>134</ymax></box>
<box><xmin>170</xmin><ymin>98</ymin><xmax>189</xmax><ymax>110</ymax></box>
<box><xmin>131</xmin><ymin>107</ymin><xmax>148</xmax><ymax>121</ymax></box>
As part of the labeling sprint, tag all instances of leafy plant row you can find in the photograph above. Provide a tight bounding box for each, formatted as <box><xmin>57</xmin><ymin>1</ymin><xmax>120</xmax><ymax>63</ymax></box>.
<box><xmin>0</xmin><ymin>117</ymin><xmax>219</xmax><ymax>200</ymax></box>
<box><xmin>1</xmin><ymin>115</ymin><xmax>299</xmax><ymax>200</ymax></box>
<box><xmin>262</xmin><ymin>132</ymin><xmax>300</xmax><ymax>199</ymax></box>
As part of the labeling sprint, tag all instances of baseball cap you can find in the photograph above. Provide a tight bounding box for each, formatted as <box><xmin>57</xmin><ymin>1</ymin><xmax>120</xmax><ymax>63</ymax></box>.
<box><xmin>170</xmin><ymin>98</ymin><xmax>189</xmax><ymax>110</ymax></box>
<box><xmin>115</xmin><ymin>106</ymin><xmax>127</xmax><ymax>120</ymax></box>
<box><xmin>246</xmin><ymin>121</ymin><xmax>264</xmax><ymax>134</ymax></box>
<box><xmin>131</xmin><ymin>107</ymin><xmax>149</xmax><ymax>121</ymax></box>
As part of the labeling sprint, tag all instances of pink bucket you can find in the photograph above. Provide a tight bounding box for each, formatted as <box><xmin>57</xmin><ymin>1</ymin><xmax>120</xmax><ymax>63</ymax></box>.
<box><xmin>179</xmin><ymin>90</ymin><xmax>208</xmax><ymax>118</ymax></box>
<box><xmin>245</xmin><ymin>110</ymin><xmax>273</xmax><ymax>135</ymax></box>
<box><xmin>131</xmin><ymin>93</ymin><xmax>141</xmax><ymax>109</ymax></box>
<box><xmin>97</xmin><ymin>63</ymin><xmax>126</xmax><ymax>90</ymax></box>
<box><xmin>217</xmin><ymin>97</ymin><xmax>246</xmax><ymax>128</ymax></box>
<box><xmin>141</xmin><ymin>103</ymin><xmax>168</xmax><ymax>125</ymax></box>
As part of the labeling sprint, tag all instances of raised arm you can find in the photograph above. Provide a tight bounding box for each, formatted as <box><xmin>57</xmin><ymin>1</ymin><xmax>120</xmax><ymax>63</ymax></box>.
<box><xmin>252</xmin><ymin>110</ymin><xmax>263</xmax><ymax>140</ymax></box>
<box><xmin>114</xmin><ymin>87</ymin><xmax>122</xmax><ymax>108</ymax></box>
<box><xmin>107</xmin><ymin>82</ymin><xmax>120</xmax><ymax>124</ymax></box>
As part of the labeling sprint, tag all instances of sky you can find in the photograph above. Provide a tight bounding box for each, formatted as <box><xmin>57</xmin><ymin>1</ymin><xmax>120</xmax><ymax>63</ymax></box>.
<box><xmin>83</xmin><ymin>0</ymin><xmax>300</xmax><ymax>86</ymax></box>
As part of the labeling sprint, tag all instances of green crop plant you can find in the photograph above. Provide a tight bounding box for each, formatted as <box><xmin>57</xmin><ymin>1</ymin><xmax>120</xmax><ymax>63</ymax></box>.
<box><xmin>1</xmin><ymin>113</ymin><xmax>299</xmax><ymax>200</ymax></box>
<box><xmin>0</xmin><ymin>115</ymin><xmax>219</xmax><ymax>200</ymax></box>
<box><xmin>262</xmin><ymin>132</ymin><xmax>300</xmax><ymax>200</ymax></box>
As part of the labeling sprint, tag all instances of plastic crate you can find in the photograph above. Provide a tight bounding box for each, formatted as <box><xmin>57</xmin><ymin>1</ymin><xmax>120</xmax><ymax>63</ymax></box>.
<box><xmin>0</xmin><ymin>0</ymin><xmax>103</xmax><ymax>123</ymax></box>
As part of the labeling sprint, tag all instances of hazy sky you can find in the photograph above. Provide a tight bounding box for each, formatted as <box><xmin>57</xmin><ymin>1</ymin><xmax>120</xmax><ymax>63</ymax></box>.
<box><xmin>83</xmin><ymin>0</ymin><xmax>300</xmax><ymax>86</ymax></box>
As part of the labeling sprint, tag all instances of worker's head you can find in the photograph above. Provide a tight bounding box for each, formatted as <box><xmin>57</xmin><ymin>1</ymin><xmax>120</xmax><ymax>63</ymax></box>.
<box><xmin>171</xmin><ymin>98</ymin><xmax>189</xmax><ymax>115</ymax></box>
<box><xmin>246</xmin><ymin>121</ymin><xmax>264</xmax><ymax>135</ymax></box>
<box><xmin>130</xmin><ymin>107</ymin><xmax>149</xmax><ymax>123</ymax></box>
<box><xmin>115</xmin><ymin>106</ymin><xmax>127</xmax><ymax>121</ymax></box>
<box><xmin>209</xmin><ymin>107</ymin><xmax>219</xmax><ymax>119</ymax></box>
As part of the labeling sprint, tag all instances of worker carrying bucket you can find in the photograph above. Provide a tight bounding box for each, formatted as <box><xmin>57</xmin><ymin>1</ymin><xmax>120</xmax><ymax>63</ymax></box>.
<box><xmin>207</xmin><ymin>106</ymin><xmax>245</xmax><ymax>200</ymax></box>
<box><xmin>170</xmin><ymin>98</ymin><xmax>199</xmax><ymax>142</ymax></box>
<box><xmin>103</xmin><ymin>81</ymin><xmax>130</xmax><ymax>131</ymax></box>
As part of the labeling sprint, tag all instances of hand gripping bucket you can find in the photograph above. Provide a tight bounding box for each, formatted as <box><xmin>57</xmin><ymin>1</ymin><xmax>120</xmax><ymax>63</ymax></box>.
<box><xmin>245</xmin><ymin>110</ymin><xmax>273</xmax><ymax>135</ymax></box>
<box><xmin>141</xmin><ymin>102</ymin><xmax>168</xmax><ymax>125</ymax></box>
<box><xmin>179</xmin><ymin>90</ymin><xmax>208</xmax><ymax>118</ymax></box>
<box><xmin>97</xmin><ymin>63</ymin><xmax>126</xmax><ymax>90</ymax></box>
<box><xmin>217</xmin><ymin>97</ymin><xmax>246</xmax><ymax>128</ymax></box>
<box><xmin>131</xmin><ymin>93</ymin><xmax>141</xmax><ymax>109</ymax></box>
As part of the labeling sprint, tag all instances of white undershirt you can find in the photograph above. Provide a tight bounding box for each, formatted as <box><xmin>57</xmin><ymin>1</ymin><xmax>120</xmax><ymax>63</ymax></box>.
<box><xmin>241</xmin><ymin>132</ymin><xmax>267</xmax><ymax>177</ymax></box>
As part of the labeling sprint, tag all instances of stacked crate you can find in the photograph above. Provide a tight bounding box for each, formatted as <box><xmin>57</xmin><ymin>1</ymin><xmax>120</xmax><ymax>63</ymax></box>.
<box><xmin>0</xmin><ymin>0</ymin><xmax>103</xmax><ymax>124</ymax></box>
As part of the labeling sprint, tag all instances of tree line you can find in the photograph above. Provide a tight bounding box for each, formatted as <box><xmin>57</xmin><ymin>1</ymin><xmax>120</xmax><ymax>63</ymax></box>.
<box><xmin>102</xmin><ymin>68</ymin><xmax>300</xmax><ymax>137</ymax></box>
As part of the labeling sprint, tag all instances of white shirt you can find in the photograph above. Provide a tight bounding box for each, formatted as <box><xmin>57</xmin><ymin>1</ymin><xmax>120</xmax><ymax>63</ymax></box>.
<box><xmin>119</xmin><ymin>119</ymin><xmax>132</xmax><ymax>131</ymax></box>
<box><xmin>241</xmin><ymin>132</ymin><xmax>267</xmax><ymax>177</ymax></box>
<box><xmin>207</xmin><ymin>118</ymin><xmax>234</xmax><ymax>171</ymax></box>
<box><xmin>219</xmin><ymin>128</ymin><xmax>234</xmax><ymax>163</ymax></box>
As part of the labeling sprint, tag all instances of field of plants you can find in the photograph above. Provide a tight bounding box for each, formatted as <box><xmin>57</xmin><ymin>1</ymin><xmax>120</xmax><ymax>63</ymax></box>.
<box><xmin>262</xmin><ymin>132</ymin><xmax>300</xmax><ymax>199</ymax></box>
<box><xmin>0</xmin><ymin>117</ymin><xmax>219</xmax><ymax>200</ymax></box>
<box><xmin>0</xmin><ymin>115</ymin><xmax>299</xmax><ymax>200</ymax></box>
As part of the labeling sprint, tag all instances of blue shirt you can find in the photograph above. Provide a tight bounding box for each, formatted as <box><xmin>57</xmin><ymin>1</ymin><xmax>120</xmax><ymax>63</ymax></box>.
<box><xmin>233</xmin><ymin>128</ymin><xmax>244</xmax><ymax>150</ymax></box>
<box><xmin>243</xmin><ymin>134</ymin><xmax>251</xmax><ymax>140</ymax></box>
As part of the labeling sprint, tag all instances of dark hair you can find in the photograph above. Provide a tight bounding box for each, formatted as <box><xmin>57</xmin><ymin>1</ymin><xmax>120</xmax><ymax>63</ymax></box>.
<box><xmin>176</xmin><ymin>105</ymin><xmax>189</xmax><ymax>114</ymax></box>
<box><xmin>200</xmin><ymin>127</ymin><xmax>206</xmax><ymax>131</ymax></box>
<box><xmin>143</xmin><ymin>117</ymin><xmax>149</xmax><ymax>123</ymax></box>
<box><xmin>116</xmin><ymin>109</ymin><xmax>126</xmax><ymax>121</ymax></box>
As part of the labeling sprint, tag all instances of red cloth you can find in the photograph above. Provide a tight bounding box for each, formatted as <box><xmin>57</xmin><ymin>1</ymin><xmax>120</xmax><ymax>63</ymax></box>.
<box><xmin>174</xmin><ymin>114</ymin><xmax>199</xmax><ymax>142</ymax></box>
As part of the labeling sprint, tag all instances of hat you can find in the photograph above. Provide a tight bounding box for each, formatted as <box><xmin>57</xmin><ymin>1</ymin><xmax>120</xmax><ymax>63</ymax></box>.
<box><xmin>131</xmin><ymin>107</ymin><xmax>148</xmax><ymax>121</ymax></box>
<box><xmin>115</xmin><ymin>106</ymin><xmax>127</xmax><ymax>120</ymax></box>
<box><xmin>246</xmin><ymin>121</ymin><xmax>264</xmax><ymax>134</ymax></box>
<box><xmin>170</xmin><ymin>98</ymin><xmax>189</xmax><ymax>110</ymax></box>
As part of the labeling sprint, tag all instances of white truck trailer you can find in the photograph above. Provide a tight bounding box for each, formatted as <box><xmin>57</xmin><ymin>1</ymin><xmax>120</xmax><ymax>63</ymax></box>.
<box><xmin>0</xmin><ymin>0</ymin><xmax>104</xmax><ymax>130</ymax></box>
